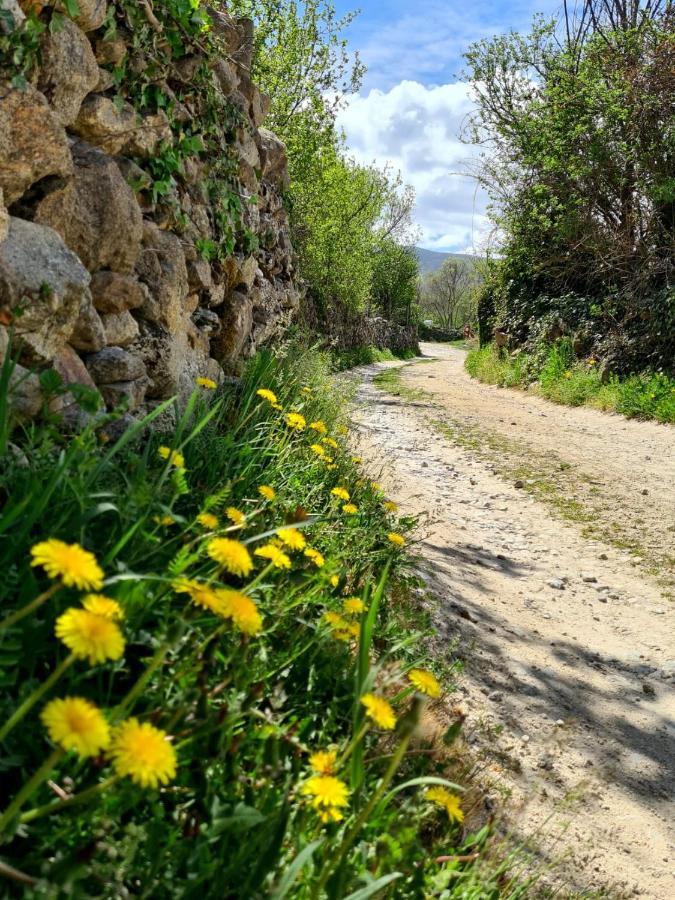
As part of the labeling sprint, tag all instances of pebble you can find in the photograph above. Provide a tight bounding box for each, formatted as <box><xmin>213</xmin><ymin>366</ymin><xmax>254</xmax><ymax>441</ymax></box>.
<box><xmin>488</xmin><ymin>691</ymin><xmax>504</xmax><ymax>701</ymax></box>
<box><xmin>548</xmin><ymin>579</ymin><xmax>565</xmax><ymax>590</ymax></box>
<box><xmin>582</xmin><ymin>573</ymin><xmax>598</xmax><ymax>583</ymax></box>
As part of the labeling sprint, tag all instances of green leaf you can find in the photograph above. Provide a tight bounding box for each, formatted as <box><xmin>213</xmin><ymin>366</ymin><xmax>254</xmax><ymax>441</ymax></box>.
<box><xmin>270</xmin><ymin>839</ymin><xmax>323</xmax><ymax>899</ymax></box>
<box><xmin>442</xmin><ymin>720</ymin><xmax>463</xmax><ymax>746</ymax></box>
<box><xmin>342</xmin><ymin>873</ymin><xmax>403</xmax><ymax>899</ymax></box>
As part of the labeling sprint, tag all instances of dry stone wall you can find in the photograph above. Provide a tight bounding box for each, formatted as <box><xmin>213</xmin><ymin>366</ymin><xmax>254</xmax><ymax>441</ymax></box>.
<box><xmin>0</xmin><ymin>2</ymin><xmax>301</xmax><ymax>426</ymax></box>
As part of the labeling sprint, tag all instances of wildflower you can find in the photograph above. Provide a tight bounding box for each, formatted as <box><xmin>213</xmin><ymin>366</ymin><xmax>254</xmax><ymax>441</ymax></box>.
<box><xmin>30</xmin><ymin>539</ymin><xmax>104</xmax><ymax>591</ymax></box>
<box><xmin>41</xmin><ymin>697</ymin><xmax>110</xmax><ymax>758</ymax></box>
<box><xmin>301</xmin><ymin>386</ymin><xmax>313</xmax><ymax>396</ymax></box>
<box><xmin>361</xmin><ymin>693</ymin><xmax>396</xmax><ymax>730</ymax></box>
<box><xmin>173</xmin><ymin>578</ymin><xmax>224</xmax><ymax>617</ymax></box>
<box><xmin>371</xmin><ymin>482</ymin><xmax>382</xmax><ymax>491</ymax></box>
<box><xmin>55</xmin><ymin>608</ymin><xmax>125</xmax><ymax>665</ymax></box>
<box><xmin>351</xmin><ymin>456</ymin><xmax>362</xmax><ymax>465</ymax></box>
<box><xmin>331</xmin><ymin>487</ymin><xmax>350</xmax><ymax>502</ymax></box>
<box><xmin>197</xmin><ymin>512</ymin><xmax>219</xmax><ymax>530</ymax></box>
<box><xmin>226</xmin><ymin>507</ymin><xmax>246</xmax><ymax>526</ymax></box>
<box><xmin>278</xmin><ymin>527</ymin><xmax>306</xmax><ymax>551</ymax></box>
<box><xmin>207</xmin><ymin>538</ymin><xmax>253</xmax><ymax>577</ymax></box>
<box><xmin>310</xmin><ymin>443</ymin><xmax>326</xmax><ymax>458</ymax></box>
<box><xmin>564</xmin><ymin>371</ymin><xmax>573</xmax><ymax>380</ymax></box>
<box><xmin>387</xmin><ymin>532</ymin><xmax>406</xmax><ymax>548</ymax></box>
<box><xmin>258</xmin><ymin>485</ymin><xmax>276</xmax><ymax>501</ymax></box>
<box><xmin>310</xmin><ymin>420</ymin><xmax>327</xmax><ymax>434</ymax></box>
<box><xmin>342</xmin><ymin>503</ymin><xmax>358</xmax><ymax>515</ymax></box>
<box><xmin>256</xmin><ymin>388</ymin><xmax>278</xmax><ymax>405</ymax></box>
<box><xmin>286</xmin><ymin>412</ymin><xmax>306</xmax><ymax>430</ymax></box>
<box><xmin>82</xmin><ymin>594</ymin><xmax>123</xmax><ymax>621</ymax></box>
<box><xmin>323</xmin><ymin>611</ymin><xmax>348</xmax><ymax>628</ymax></box>
<box><xmin>384</xmin><ymin>501</ymin><xmax>398</xmax><ymax>513</ymax></box>
<box><xmin>304</xmin><ymin>547</ymin><xmax>325</xmax><ymax>568</ymax></box>
<box><xmin>154</xmin><ymin>515</ymin><xmax>176</xmax><ymax>526</ymax></box>
<box><xmin>343</xmin><ymin>597</ymin><xmax>365</xmax><ymax>616</ymax></box>
<box><xmin>309</xmin><ymin>749</ymin><xmax>337</xmax><ymax>775</ymax></box>
<box><xmin>301</xmin><ymin>774</ymin><xmax>350</xmax><ymax>823</ymax></box>
<box><xmin>110</xmin><ymin>719</ymin><xmax>176</xmax><ymax>789</ymax></box>
<box><xmin>426</xmin><ymin>787</ymin><xmax>464</xmax><ymax>823</ymax></box>
<box><xmin>272</xmin><ymin>402</ymin><xmax>283</xmax><ymax>411</ymax></box>
<box><xmin>322</xmin><ymin>437</ymin><xmax>338</xmax><ymax>449</ymax></box>
<box><xmin>326</xmin><ymin>463</ymin><xmax>337</xmax><ymax>471</ymax></box>
<box><xmin>158</xmin><ymin>446</ymin><xmax>185</xmax><ymax>469</ymax></box>
<box><xmin>330</xmin><ymin>575</ymin><xmax>340</xmax><ymax>588</ymax></box>
<box><xmin>217</xmin><ymin>589</ymin><xmax>263</xmax><ymax>635</ymax></box>
<box><xmin>331</xmin><ymin>628</ymin><xmax>352</xmax><ymax>642</ymax></box>
<box><xmin>196</xmin><ymin>377</ymin><xmax>217</xmax><ymax>390</ymax></box>
<box><xmin>408</xmin><ymin>669</ymin><xmax>441</xmax><ymax>698</ymax></box>
<box><xmin>588</xmin><ymin>358</ymin><xmax>597</xmax><ymax>366</ymax></box>
<box><xmin>337</xmin><ymin>425</ymin><xmax>348</xmax><ymax>436</ymax></box>
<box><xmin>255</xmin><ymin>544</ymin><xmax>292</xmax><ymax>569</ymax></box>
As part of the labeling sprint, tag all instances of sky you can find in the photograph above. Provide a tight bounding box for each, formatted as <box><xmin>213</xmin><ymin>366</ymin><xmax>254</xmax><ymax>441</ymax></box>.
<box><xmin>332</xmin><ymin>0</ymin><xmax>559</xmax><ymax>253</ymax></box>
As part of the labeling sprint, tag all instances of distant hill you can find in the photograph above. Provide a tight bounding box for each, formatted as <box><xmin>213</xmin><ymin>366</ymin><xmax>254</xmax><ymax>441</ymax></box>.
<box><xmin>415</xmin><ymin>247</ymin><xmax>481</xmax><ymax>277</ymax></box>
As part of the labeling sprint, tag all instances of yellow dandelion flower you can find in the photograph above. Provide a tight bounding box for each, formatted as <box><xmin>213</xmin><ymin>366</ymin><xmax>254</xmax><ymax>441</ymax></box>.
<box><xmin>564</xmin><ymin>370</ymin><xmax>573</xmax><ymax>380</ymax></box>
<box><xmin>272</xmin><ymin>402</ymin><xmax>283</xmax><ymax>411</ymax></box>
<box><xmin>309</xmin><ymin>749</ymin><xmax>338</xmax><ymax>775</ymax></box>
<box><xmin>331</xmin><ymin>487</ymin><xmax>350</xmax><ymax>502</ymax></box>
<box><xmin>300</xmin><ymin>775</ymin><xmax>350</xmax><ymax>823</ymax></box>
<box><xmin>323</xmin><ymin>455</ymin><xmax>334</xmax><ymax>464</ymax></box>
<box><xmin>346</xmin><ymin>622</ymin><xmax>360</xmax><ymax>639</ymax></box>
<box><xmin>322</xmin><ymin>437</ymin><xmax>338</xmax><ymax>449</ymax></box>
<box><xmin>55</xmin><ymin>608</ymin><xmax>125</xmax><ymax>665</ymax></box>
<box><xmin>304</xmin><ymin>547</ymin><xmax>325</xmax><ymax>568</ymax></box>
<box><xmin>331</xmin><ymin>629</ymin><xmax>352</xmax><ymax>642</ymax></box>
<box><xmin>41</xmin><ymin>697</ymin><xmax>110</xmax><ymax>758</ymax></box>
<box><xmin>351</xmin><ymin>456</ymin><xmax>362</xmax><ymax>465</ymax></box>
<box><xmin>426</xmin><ymin>787</ymin><xmax>464</xmax><ymax>823</ymax></box>
<box><xmin>254</xmin><ymin>543</ymin><xmax>292</xmax><ymax>569</ymax></box>
<box><xmin>301</xmin><ymin>386</ymin><xmax>313</xmax><ymax>396</ymax></box>
<box><xmin>82</xmin><ymin>594</ymin><xmax>123</xmax><ymax>621</ymax></box>
<box><xmin>323</xmin><ymin>611</ymin><xmax>348</xmax><ymax>628</ymax></box>
<box><xmin>371</xmin><ymin>481</ymin><xmax>382</xmax><ymax>491</ymax></box>
<box><xmin>154</xmin><ymin>515</ymin><xmax>176</xmax><ymax>526</ymax></box>
<box><xmin>258</xmin><ymin>485</ymin><xmax>276</xmax><ymax>501</ymax></box>
<box><xmin>326</xmin><ymin>463</ymin><xmax>337</xmax><ymax>471</ymax></box>
<box><xmin>387</xmin><ymin>532</ymin><xmax>406</xmax><ymax>547</ymax></box>
<box><xmin>256</xmin><ymin>388</ymin><xmax>278</xmax><ymax>405</ymax></box>
<box><xmin>110</xmin><ymin>719</ymin><xmax>176</xmax><ymax>789</ymax></box>
<box><xmin>342</xmin><ymin>503</ymin><xmax>358</xmax><ymax>515</ymax></box>
<box><xmin>216</xmin><ymin>589</ymin><xmax>263</xmax><ymax>635</ymax></box>
<box><xmin>30</xmin><ymin>539</ymin><xmax>104</xmax><ymax>591</ymax></box>
<box><xmin>207</xmin><ymin>538</ymin><xmax>253</xmax><ymax>577</ymax></box>
<box><xmin>343</xmin><ymin>597</ymin><xmax>365</xmax><ymax>616</ymax></box>
<box><xmin>278</xmin><ymin>527</ymin><xmax>307</xmax><ymax>551</ymax></box>
<box><xmin>158</xmin><ymin>446</ymin><xmax>185</xmax><ymax>469</ymax></box>
<box><xmin>310</xmin><ymin>443</ymin><xmax>326</xmax><ymax>458</ymax></box>
<box><xmin>285</xmin><ymin>412</ymin><xmax>306</xmax><ymax>431</ymax></box>
<box><xmin>361</xmin><ymin>693</ymin><xmax>396</xmax><ymax>730</ymax></box>
<box><xmin>384</xmin><ymin>501</ymin><xmax>398</xmax><ymax>513</ymax></box>
<box><xmin>337</xmin><ymin>425</ymin><xmax>348</xmax><ymax>436</ymax></box>
<box><xmin>173</xmin><ymin>578</ymin><xmax>225</xmax><ymax>617</ymax></box>
<box><xmin>196</xmin><ymin>377</ymin><xmax>217</xmax><ymax>390</ymax></box>
<box><xmin>310</xmin><ymin>420</ymin><xmax>327</xmax><ymax>435</ymax></box>
<box><xmin>330</xmin><ymin>575</ymin><xmax>340</xmax><ymax>588</ymax></box>
<box><xmin>197</xmin><ymin>512</ymin><xmax>219</xmax><ymax>530</ymax></box>
<box><xmin>408</xmin><ymin>669</ymin><xmax>441</xmax><ymax>698</ymax></box>
<box><xmin>226</xmin><ymin>507</ymin><xmax>246</xmax><ymax>526</ymax></box>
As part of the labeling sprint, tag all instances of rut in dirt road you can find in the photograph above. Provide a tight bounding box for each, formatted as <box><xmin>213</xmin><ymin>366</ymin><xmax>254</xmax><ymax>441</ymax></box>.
<box><xmin>350</xmin><ymin>344</ymin><xmax>675</xmax><ymax>899</ymax></box>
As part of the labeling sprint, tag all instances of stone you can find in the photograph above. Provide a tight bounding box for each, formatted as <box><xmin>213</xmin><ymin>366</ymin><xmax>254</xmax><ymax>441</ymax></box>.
<box><xmin>0</xmin><ymin>187</ymin><xmax>7</xmax><ymax>243</ymax></box>
<box><xmin>38</xmin><ymin>17</ymin><xmax>99</xmax><ymax>126</ymax></box>
<box><xmin>123</xmin><ymin>111</ymin><xmax>172</xmax><ymax>158</ymax></box>
<box><xmin>581</xmin><ymin>573</ymin><xmax>598</xmax><ymax>583</ymax></box>
<box><xmin>211</xmin><ymin>58</ymin><xmax>239</xmax><ymax>95</ymax></box>
<box><xmin>130</xmin><ymin>319</ymin><xmax>210</xmax><ymax>402</ymax></box>
<box><xmin>95</xmin><ymin>66</ymin><xmax>115</xmax><ymax>92</ymax></box>
<box><xmin>210</xmin><ymin>291</ymin><xmax>253</xmax><ymax>364</ymax></box>
<box><xmin>56</xmin><ymin>0</ymin><xmax>107</xmax><ymax>32</ymax></box>
<box><xmin>0</xmin><ymin>81</ymin><xmax>72</xmax><ymax>205</ymax></box>
<box><xmin>250</xmin><ymin>88</ymin><xmax>270</xmax><ymax>127</ymax></box>
<box><xmin>90</xmin><ymin>271</ymin><xmax>147</xmax><ymax>314</ymax></box>
<box><xmin>52</xmin><ymin>343</ymin><xmax>98</xmax><ymax>391</ymax></box>
<box><xmin>0</xmin><ymin>1</ymin><xmax>24</xmax><ymax>32</ymax></box>
<box><xmin>71</xmin><ymin>94</ymin><xmax>137</xmax><ymax>155</ymax></box>
<box><xmin>548</xmin><ymin>579</ymin><xmax>565</xmax><ymax>590</ymax></box>
<box><xmin>187</xmin><ymin>257</ymin><xmax>212</xmax><ymax>291</ymax></box>
<box><xmin>8</xmin><ymin>363</ymin><xmax>43</xmax><ymax>421</ymax></box>
<box><xmin>94</xmin><ymin>34</ymin><xmax>127</xmax><ymax>65</ymax></box>
<box><xmin>99</xmin><ymin>377</ymin><xmax>149</xmax><ymax>411</ymax></box>
<box><xmin>70</xmin><ymin>301</ymin><xmax>106</xmax><ymax>352</ymax></box>
<box><xmin>34</xmin><ymin>141</ymin><xmax>143</xmax><ymax>274</ymax></box>
<box><xmin>257</xmin><ymin>128</ymin><xmax>290</xmax><ymax>190</ymax></box>
<box><xmin>135</xmin><ymin>223</ymin><xmax>188</xmax><ymax>332</ymax></box>
<box><xmin>0</xmin><ymin>217</ymin><xmax>91</xmax><ymax>363</ymax></box>
<box><xmin>86</xmin><ymin>346</ymin><xmax>146</xmax><ymax>383</ymax></box>
<box><xmin>101</xmin><ymin>310</ymin><xmax>139</xmax><ymax>347</ymax></box>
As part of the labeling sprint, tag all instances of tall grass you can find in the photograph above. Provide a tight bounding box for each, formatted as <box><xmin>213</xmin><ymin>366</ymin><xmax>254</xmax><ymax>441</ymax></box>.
<box><xmin>0</xmin><ymin>346</ymin><xmax>522</xmax><ymax>897</ymax></box>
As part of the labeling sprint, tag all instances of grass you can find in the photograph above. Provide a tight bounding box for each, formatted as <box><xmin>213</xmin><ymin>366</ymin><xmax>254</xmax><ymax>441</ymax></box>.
<box><xmin>465</xmin><ymin>342</ymin><xmax>675</xmax><ymax>424</ymax></box>
<box><xmin>331</xmin><ymin>345</ymin><xmax>418</xmax><ymax>371</ymax></box>
<box><xmin>0</xmin><ymin>345</ymin><xmax>537</xmax><ymax>897</ymax></box>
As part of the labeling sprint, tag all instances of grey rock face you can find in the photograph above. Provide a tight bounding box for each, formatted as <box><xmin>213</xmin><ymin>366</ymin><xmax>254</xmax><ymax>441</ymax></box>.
<box><xmin>90</xmin><ymin>271</ymin><xmax>148</xmax><ymax>314</ymax></box>
<box><xmin>86</xmin><ymin>346</ymin><xmax>146</xmax><ymax>383</ymax></box>
<box><xmin>38</xmin><ymin>17</ymin><xmax>99</xmax><ymax>126</ymax></box>
<box><xmin>101</xmin><ymin>310</ymin><xmax>140</xmax><ymax>347</ymax></box>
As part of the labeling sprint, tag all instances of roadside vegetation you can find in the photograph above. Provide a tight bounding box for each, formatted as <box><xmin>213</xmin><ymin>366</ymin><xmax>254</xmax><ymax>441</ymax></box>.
<box><xmin>466</xmin><ymin>341</ymin><xmax>675</xmax><ymax>424</ymax></box>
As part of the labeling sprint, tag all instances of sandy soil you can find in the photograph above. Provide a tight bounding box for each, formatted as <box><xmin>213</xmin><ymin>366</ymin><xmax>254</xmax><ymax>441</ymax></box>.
<box><xmin>350</xmin><ymin>343</ymin><xmax>675</xmax><ymax>898</ymax></box>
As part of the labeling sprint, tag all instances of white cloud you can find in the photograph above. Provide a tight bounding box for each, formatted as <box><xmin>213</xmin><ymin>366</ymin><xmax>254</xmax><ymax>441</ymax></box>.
<box><xmin>336</xmin><ymin>80</ymin><xmax>494</xmax><ymax>254</ymax></box>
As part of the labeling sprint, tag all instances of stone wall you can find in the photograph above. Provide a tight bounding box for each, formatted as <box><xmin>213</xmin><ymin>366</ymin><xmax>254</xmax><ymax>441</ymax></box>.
<box><xmin>0</xmin><ymin>2</ymin><xmax>300</xmax><ymax>426</ymax></box>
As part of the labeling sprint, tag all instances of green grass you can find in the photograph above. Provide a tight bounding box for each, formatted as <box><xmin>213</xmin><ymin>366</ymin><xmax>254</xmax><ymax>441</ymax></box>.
<box><xmin>465</xmin><ymin>342</ymin><xmax>675</xmax><ymax>424</ymax></box>
<box><xmin>331</xmin><ymin>345</ymin><xmax>418</xmax><ymax>371</ymax></box>
<box><xmin>0</xmin><ymin>345</ymin><xmax>536</xmax><ymax>897</ymax></box>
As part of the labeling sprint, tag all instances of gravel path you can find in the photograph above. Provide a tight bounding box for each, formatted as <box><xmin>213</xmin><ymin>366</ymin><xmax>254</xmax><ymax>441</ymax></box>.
<box><xmin>350</xmin><ymin>343</ymin><xmax>675</xmax><ymax>898</ymax></box>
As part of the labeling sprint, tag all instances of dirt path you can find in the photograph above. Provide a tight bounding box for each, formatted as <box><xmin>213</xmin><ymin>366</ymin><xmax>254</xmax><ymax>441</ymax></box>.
<box><xmin>350</xmin><ymin>343</ymin><xmax>675</xmax><ymax>898</ymax></box>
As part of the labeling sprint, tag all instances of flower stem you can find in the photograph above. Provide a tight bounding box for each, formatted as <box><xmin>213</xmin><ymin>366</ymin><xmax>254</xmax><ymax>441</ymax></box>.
<box><xmin>0</xmin><ymin>584</ymin><xmax>59</xmax><ymax>633</ymax></box>
<box><xmin>0</xmin><ymin>748</ymin><xmax>64</xmax><ymax>834</ymax></box>
<box><xmin>19</xmin><ymin>775</ymin><xmax>120</xmax><ymax>825</ymax></box>
<box><xmin>0</xmin><ymin>654</ymin><xmax>75</xmax><ymax>744</ymax></box>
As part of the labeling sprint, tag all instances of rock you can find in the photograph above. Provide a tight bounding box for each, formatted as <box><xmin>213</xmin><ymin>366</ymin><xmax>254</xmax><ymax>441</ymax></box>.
<box><xmin>0</xmin><ymin>187</ymin><xmax>8</xmax><ymax>243</ymax></box>
<box><xmin>187</xmin><ymin>257</ymin><xmax>212</xmax><ymax>291</ymax></box>
<box><xmin>38</xmin><ymin>17</ymin><xmax>99</xmax><ymax>126</ymax></box>
<box><xmin>94</xmin><ymin>66</ymin><xmax>115</xmax><ymax>93</ymax></box>
<box><xmin>52</xmin><ymin>343</ymin><xmax>98</xmax><ymax>391</ymax></box>
<box><xmin>211</xmin><ymin>58</ymin><xmax>239</xmax><ymax>95</ymax></box>
<box><xmin>99</xmin><ymin>377</ymin><xmax>149</xmax><ymax>411</ymax></box>
<box><xmin>56</xmin><ymin>0</ymin><xmax>107</xmax><ymax>32</ymax></box>
<box><xmin>0</xmin><ymin>217</ymin><xmax>91</xmax><ymax>363</ymax></box>
<box><xmin>250</xmin><ymin>87</ymin><xmax>270</xmax><ymax>127</ymax></box>
<box><xmin>257</xmin><ymin>128</ymin><xmax>290</xmax><ymax>190</ymax></box>
<box><xmin>8</xmin><ymin>363</ymin><xmax>43</xmax><ymax>421</ymax></box>
<box><xmin>514</xmin><ymin>479</ymin><xmax>525</xmax><ymax>488</ymax></box>
<box><xmin>0</xmin><ymin>81</ymin><xmax>73</xmax><ymax>205</ymax></box>
<box><xmin>70</xmin><ymin>300</ymin><xmax>106</xmax><ymax>352</ymax></box>
<box><xmin>0</xmin><ymin>1</ymin><xmax>24</xmax><ymax>32</ymax></box>
<box><xmin>548</xmin><ymin>579</ymin><xmax>565</xmax><ymax>590</ymax></box>
<box><xmin>101</xmin><ymin>310</ymin><xmax>139</xmax><ymax>347</ymax></box>
<box><xmin>34</xmin><ymin>141</ymin><xmax>143</xmax><ymax>274</ymax></box>
<box><xmin>135</xmin><ymin>223</ymin><xmax>188</xmax><ymax>332</ymax></box>
<box><xmin>90</xmin><ymin>271</ymin><xmax>147</xmax><ymax>314</ymax></box>
<box><xmin>86</xmin><ymin>347</ymin><xmax>146</xmax><ymax>383</ymax></box>
<box><xmin>71</xmin><ymin>94</ymin><xmax>137</xmax><ymax>155</ymax></box>
<box><xmin>123</xmin><ymin>111</ymin><xmax>172</xmax><ymax>159</ymax></box>
<box><xmin>210</xmin><ymin>291</ymin><xmax>253</xmax><ymax>364</ymax></box>
<box><xmin>130</xmin><ymin>319</ymin><xmax>210</xmax><ymax>402</ymax></box>
<box><xmin>641</xmin><ymin>682</ymin><xmax>656</xmax><ymax>698</ymax></box>
<box><xmin>581</xmin><ymin>573</ymin><xmax>598</xmax><ymax>583</ymax></box>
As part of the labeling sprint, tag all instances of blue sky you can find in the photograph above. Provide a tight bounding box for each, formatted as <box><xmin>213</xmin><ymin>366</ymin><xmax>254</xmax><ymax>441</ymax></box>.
<box><xmin>333</xmin><ymin>0</ymin><xmax>559</xmax><ymax>252</ymax></box>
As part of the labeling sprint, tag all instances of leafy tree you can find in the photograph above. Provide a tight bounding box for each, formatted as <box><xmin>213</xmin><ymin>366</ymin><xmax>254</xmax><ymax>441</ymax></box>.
<box><xmin>419</xmin><ymin>259</ymin><xmax>475</xmax><ymax>331</ymax></box>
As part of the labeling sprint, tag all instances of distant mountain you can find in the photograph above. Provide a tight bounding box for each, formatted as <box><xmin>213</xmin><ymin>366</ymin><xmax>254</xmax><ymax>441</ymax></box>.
<box><xmin>414</xmin><ymin>247</ymin><xmax>481</xmax><ymax>277</ymax></box>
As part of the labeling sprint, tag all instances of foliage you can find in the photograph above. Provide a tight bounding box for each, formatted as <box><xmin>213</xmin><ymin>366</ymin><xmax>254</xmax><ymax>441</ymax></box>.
<box><xmin>466</xmin><ymin>342</ymin><xmax>675</xmax><ymax>423</ymax></box>
<box><xmin>464</xmin><ymin>0</ymin><xmax>675</xmax><ymax>372</ymax></box>
<box><xmin>419</xmin><ymin>259</ymin><xmax>478</xmax><ymax>331</ymax></box>
<box><xmin>371</xmin><ymin>241</ymin><xmax>420</xmax><ymax>326</ymax></box>
<box><xmin>331</xmin><ymin>345</ymin><xmax>417</xmax><ymax>371</ymax></box>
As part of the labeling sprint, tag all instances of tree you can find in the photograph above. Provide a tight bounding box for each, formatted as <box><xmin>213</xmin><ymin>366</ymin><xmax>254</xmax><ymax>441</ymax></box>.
<box><xmin>419</xmin><ymin>260</ymin><xmax>474</xmax><ymax>331</ymax></box>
